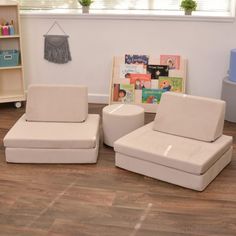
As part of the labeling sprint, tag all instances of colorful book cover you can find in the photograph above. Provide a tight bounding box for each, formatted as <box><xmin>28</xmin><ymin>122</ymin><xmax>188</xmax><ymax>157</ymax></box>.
<box><xmin>113</xmin><ymin>83</ymin><xmax>135</xmax><ymax>103</ymax></box>
<box><xmin>119</xmin><ymin>64</ymin><xmax>145</xmax><ymax>79</ymax></box>
<box><xmin>160</xmin><ymin>55</ymin><xmax>181</xmax><ymax>70</ymax></box>
<box><xmin>159</xmin><ymin>77</ymin><xmax>183</xmax><ymax>93</ymax></box>
<box><xmin>125</xmin><ymin>54</ymin><xmax>149</xmax><ymax>66</ymax></box>
<box><xmin>142</xmin><ymin>88</ymin><xmax>164</xmax><ymax>104</ymax></box>
<box><xmin>129</xmin><ymin>73</ymin><xmax>151</xmax><ymax>90</ymax></box>
<box><xmin>147</xmin><ymin>65</ymin><xmax>169</xmax><ymax>80</ymax></box>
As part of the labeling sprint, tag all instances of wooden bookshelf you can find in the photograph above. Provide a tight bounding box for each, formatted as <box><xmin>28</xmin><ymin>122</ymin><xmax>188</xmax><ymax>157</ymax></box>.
<box><xmin>0</xmin><ymin>1</ymin><xmax>25</xmax><ymax>108</ymax></box>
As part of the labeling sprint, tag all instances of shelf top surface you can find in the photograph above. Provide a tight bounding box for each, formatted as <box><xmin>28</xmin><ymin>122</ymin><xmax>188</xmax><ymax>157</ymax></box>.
<box><xmin>0</xmin><ymin>66</ymin><xmax>22</xmax><ymax>70</ymax></box>
<box><xmin>0</xmin><ymin>1</ymin><xmax>18</xmax><ymax>6</ymax></box>
<box><xmin>0</xmin><ymin>35</ymin><xmax>20</xmax><ymax>39</ymax></box>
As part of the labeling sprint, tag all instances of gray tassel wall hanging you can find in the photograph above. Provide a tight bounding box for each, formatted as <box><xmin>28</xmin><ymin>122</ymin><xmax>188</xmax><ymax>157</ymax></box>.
<box><xmin>44</xmin><ymin>21</ymin><xmax>72</xmax><ymax>64</ymax></box>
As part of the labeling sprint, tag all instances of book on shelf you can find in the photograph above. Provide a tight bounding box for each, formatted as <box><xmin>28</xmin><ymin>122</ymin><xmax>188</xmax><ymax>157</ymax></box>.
<box><xmin>160</xmin><ymin>55</ymin><xmax>181</xmax><ymax>70</ymax></box>
<box><xmin>125</xmin><ymin>54</ymin><xmax>149</xmax><ymax>66</ymax></box>
<box><xmin>147</xmin><ymin>65</ymin><xmax>169</xmax><ymax>80</ymax></box>
<box><xmin>119</xmin><ymin>64</ymin><xmax>146</xmax><ymax>79</ymax></box>
<box><xmin>142</xmin><ymin>88</ymin><xmax>164</xmax><ymax>104</ymax></box>
<box><xmin>159</xmin><ymin>77</ymin><xmax>183</xmax><ymax>93</ymax></box>
<box><xmin>129</xmin><ymin>73</ymin><xmax>151</xmax><ymax>90</ymax></box>
<box><xmin>113</xmin><ymin>83</ymin><xmax>135</xmax><ymax>103</ymax></box>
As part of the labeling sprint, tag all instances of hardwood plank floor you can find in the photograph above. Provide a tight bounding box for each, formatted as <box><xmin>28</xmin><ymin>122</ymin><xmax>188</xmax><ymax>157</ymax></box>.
<box><xmin>0</xmin><ymin>103</ymin><xmax>236</xmax><ymax>236</ymax></box>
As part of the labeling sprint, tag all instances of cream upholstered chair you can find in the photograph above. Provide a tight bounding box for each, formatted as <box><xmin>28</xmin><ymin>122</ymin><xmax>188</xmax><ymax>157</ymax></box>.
<box><xmin>114</xmin><ymin>92</ymin><xmax>233</xmax><ymax>191</ymax></box>
<box><xmin>4</xmin><ymin>84</ymin><xmax>100</xmax><ymax>163</ymax></box>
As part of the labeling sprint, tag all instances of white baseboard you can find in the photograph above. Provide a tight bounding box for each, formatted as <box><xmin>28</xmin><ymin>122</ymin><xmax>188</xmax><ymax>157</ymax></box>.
<box><xmin>88</xmin><ymin>93</ymin><xmax>109</xmax><ymax>104</ymax></box>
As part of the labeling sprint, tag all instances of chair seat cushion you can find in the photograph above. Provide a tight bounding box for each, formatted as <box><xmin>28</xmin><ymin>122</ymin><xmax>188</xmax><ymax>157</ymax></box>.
<box><xmin>4</xmin><ymin>114</ymin><xmax>100</xmax><ymax>149</ymax></box>
<box><xmin>114</xmin><ymin>122</ymin><xmax>232</xmax><ymax>175</ymax></box>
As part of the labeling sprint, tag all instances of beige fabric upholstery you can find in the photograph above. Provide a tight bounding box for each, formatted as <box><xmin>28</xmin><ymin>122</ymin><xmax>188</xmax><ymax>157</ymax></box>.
<box><xmin>4</xmin><ymin>114</ymin><xmax>99</xmax><ymax>149</ymax></box>
<box><xmin>153</xmin><ymin>92</ymin><xmax>225</xmax><ymax>142</ymax></box>
<box><xmin>103</xmin><ymin>104</ymin><xmax>144</xmax><ymax>147</ymax></box>
<box><xmin>5</xmin><ymin>142</ymin><xmax>99</xmax><ymax>163</ymax></box>
<box><xmin>26</xmin><ymin>84</ymin><xmax>88</xmax><ymax>122</ymax></box>
<box><xmin>116</xmin><ymin>147</ymin><xmax>232</xmax><ymax>191</ymax></box>
<box><xmin>4</xmin><ymin>84</ymin><xmax>100</xmax><ymax>163</ymax></box>
<box><xmin>114</xmin><ymin>122</ymin><xmax>232</xmax><ymax>175</ymax></box>
<box><xmin>114</xmin><ymin>93</ymin><xmax>232</xmax><ymax>191</ymax></box>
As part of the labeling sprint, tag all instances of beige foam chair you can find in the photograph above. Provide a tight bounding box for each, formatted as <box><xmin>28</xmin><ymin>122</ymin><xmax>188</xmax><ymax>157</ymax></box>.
<box><xmin>4</xmin><ymin>84</ymin><xmax>100</xmax><ymax>163</ymax></box>
<box><xmin>114</xmin><ymin>92</ymin><xmax>233</xmax><ymax>191</ymax></box>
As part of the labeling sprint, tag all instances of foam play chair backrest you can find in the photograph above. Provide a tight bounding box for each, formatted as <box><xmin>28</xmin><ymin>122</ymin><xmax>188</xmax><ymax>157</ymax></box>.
<box><xmin>153</xmin><ymin>92</ymin><xmax>225</xmax><ymax>142</ymax></box>
<box><xmin>26</xmin><ymin>84</ymin><xmax>88</xmax><ymax>122</ymax></box>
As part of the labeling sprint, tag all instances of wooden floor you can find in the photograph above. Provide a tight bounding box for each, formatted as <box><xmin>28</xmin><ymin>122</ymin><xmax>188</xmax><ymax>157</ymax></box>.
<box><xmin>0</xmin><ymin>103</ymin><xmax>236</xmax><ymax>236</ymax></box>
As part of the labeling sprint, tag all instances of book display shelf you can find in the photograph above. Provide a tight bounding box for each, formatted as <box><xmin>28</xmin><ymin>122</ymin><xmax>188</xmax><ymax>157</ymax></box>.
<box><xmin>0</xmin><ymin>1</ymin><xmax>25</xmax><ymax>108</ymax></box>
<box><xmin>110</xmin><ymin>55</ymin><xmax>187</xmax><ymax>113</ymax></box>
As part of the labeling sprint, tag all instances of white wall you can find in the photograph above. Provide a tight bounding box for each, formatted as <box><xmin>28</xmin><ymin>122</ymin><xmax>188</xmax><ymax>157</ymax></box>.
<box><xmin>20</xmin><ymin>14</ymin><xmax>236</xmax><ymax>103</ymax></box>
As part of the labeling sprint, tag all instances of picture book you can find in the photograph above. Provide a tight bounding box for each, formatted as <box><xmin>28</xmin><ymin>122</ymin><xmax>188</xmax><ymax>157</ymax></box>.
<box><xmin>113</xmin><ymin>83</ymin><xmax>135</xmax><ymax>103</ymax></box>
<box><xmin>147</xmin><ymin>65</ymin><xmax>169</xmax><ymax>80</ymax></box>
<box><xmin>159</xmin><ymin>77</ymin><xmax>183</xmax><ymax>93</ymax></box>
<box><xmin>142</xmin><ymin>89</ymin><xmax>164</xmax><ymax>104</ymax></box>
<box><xmin>129</xmin><ymin>73</ymin><xmax>151</xmax><ymax>90</ymax></box>
<box><xmin>119</xmin><ymin>64</ymin><xmax>145</xmax><ymax>79</ymax></box>
<box><xmin>160</xmin><ymin>55</ymin><xmax>181</xmax><ymax>70</ymax></box>
<box><xmin>125</xmin><ymin>54</ymin><xmax>149</xmax><ymax>66</ymax></box>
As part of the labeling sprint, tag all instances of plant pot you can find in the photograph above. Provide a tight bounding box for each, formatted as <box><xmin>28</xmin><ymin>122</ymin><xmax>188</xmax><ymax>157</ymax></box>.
<box><xmin>82</xmin><ymin>6</ymin><xmax>90</xmax><ymax>13</ymax></box>
<box><xmin>185</xmin><ymin>10</ymin><xmax>192</xmax><ymax>15</ymax></box>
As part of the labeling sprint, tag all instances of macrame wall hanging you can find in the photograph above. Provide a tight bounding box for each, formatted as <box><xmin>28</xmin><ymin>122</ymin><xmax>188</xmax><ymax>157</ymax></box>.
<box><xmin>44</xmin><ymin>21</ymin><xmax>72</xmax><ymax>64</ymax></box>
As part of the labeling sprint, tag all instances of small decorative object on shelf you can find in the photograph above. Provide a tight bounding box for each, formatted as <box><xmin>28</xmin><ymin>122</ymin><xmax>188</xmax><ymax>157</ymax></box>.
<box><xmin>180</xmin><ymin>0</ymin><xmax>197</xmax><ymax>15</ymax></box>
<box><xmin>78</xmin><ymin>0</ymin><xmax>93</xmax><ymax>13</ymax></box>
<box><xmin>0</xmin><ymin>50</ymin><xmax>19</xmax><ymax>67</ymax></box>
<box><xmin>0</xmin><ymin>19</ymin><xmax>15</xmax><ymax>36</ymax></box>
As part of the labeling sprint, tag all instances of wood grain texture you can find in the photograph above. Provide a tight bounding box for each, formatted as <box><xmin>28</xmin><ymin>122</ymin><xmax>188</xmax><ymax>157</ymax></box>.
<box><xmin>0</xmin><ymin>103</ymin><xmax>236</xmax><ymax>236</ymax></box>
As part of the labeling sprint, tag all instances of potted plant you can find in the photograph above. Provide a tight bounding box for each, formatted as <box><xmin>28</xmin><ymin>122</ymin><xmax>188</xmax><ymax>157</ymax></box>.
<box><xmin>180</xmin><ymin>0</ymin><xmax>197</xmax><ymax>15</ymax></box>
<box><xmin>78</xmin><ymin>0</ymin><xmax>93</xmax><ymax>13</ymax></box>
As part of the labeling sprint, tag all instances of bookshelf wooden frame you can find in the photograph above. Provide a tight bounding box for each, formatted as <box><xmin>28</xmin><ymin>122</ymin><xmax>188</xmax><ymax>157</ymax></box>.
<box><xmin>0</xmin><ymin>1</ymin><xmax>25</xmax><ymax>108</ymax></box>
<box><xmin>109</xmin><ymin>55</ymin><xmax>187</xmax><ymax>113</ymax></box>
